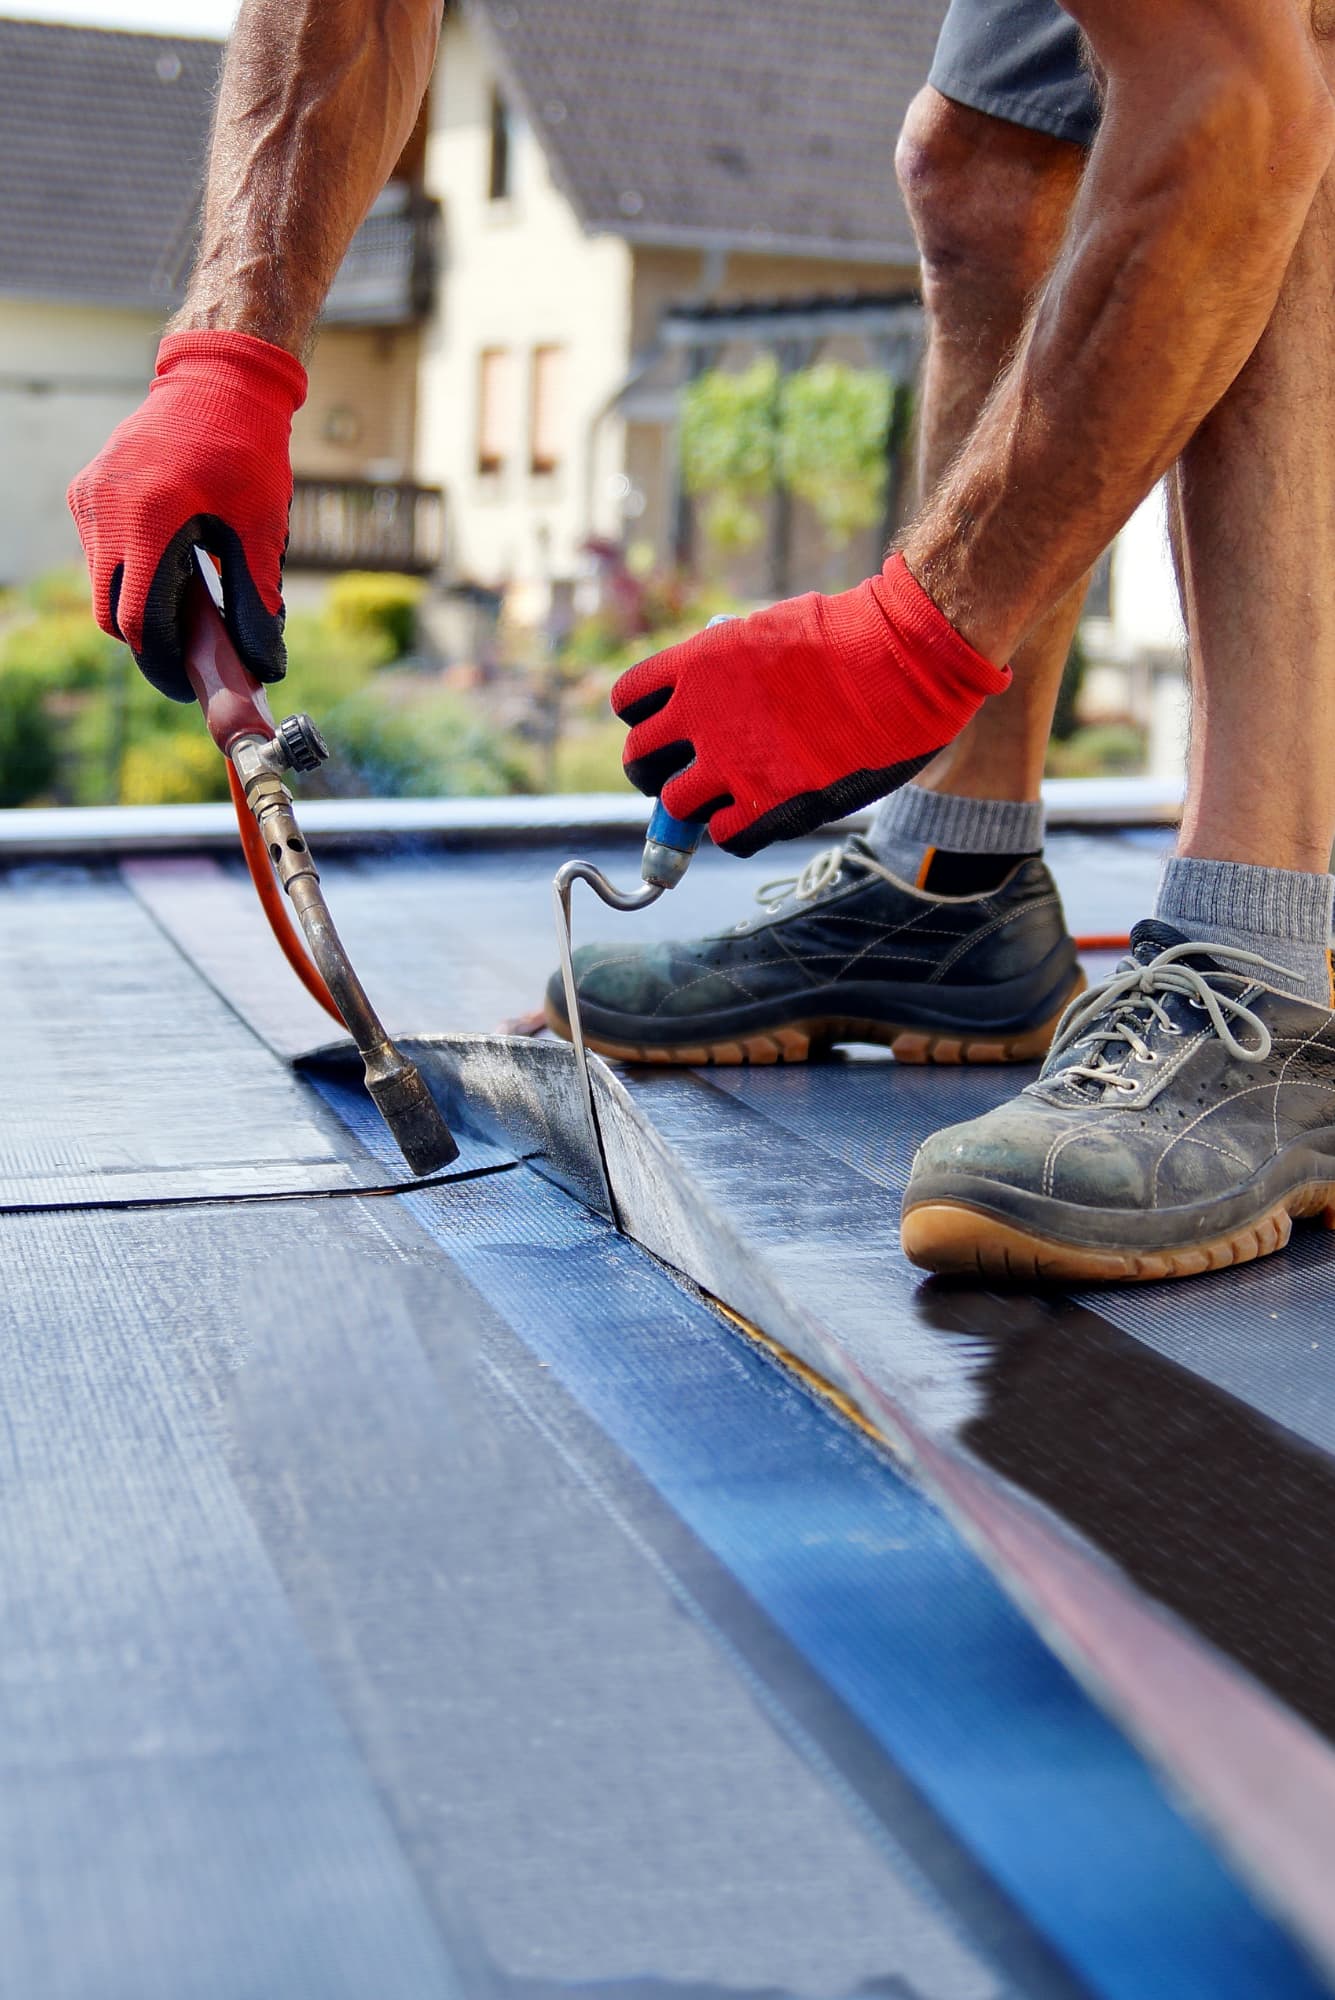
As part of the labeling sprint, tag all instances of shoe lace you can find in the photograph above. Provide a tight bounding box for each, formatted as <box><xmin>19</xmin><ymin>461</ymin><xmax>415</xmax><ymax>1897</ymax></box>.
<box><xmin>754</xmin><ymin>841</ymin><xmax>899</xmax><ymax>912</ymax></box>
<box><xmin>1048</xmin><ymin>939</ymin><xmax>1284</xmax><ymax>1097</ymax></box>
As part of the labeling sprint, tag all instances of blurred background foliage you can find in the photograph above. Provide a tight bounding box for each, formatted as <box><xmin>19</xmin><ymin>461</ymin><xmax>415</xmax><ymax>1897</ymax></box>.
<box><xmin>778</xmin><ymin>364</ymin><xmax>893</xmax><ymax>548</ymax></box>
<box><xmin>680</xmin><ymin>358</ymin><xmax>894</xmax><ymax>554</ymax></box>
<box><xmin>0</xmin><ymin>567</ymin><xmax>529</xmax><ymax>807</ymax></box>
<box><xmin>679</xmin><ymin>357</ymin><xmax>780</xmax><ymax>552</ymax></box>
<box><xmin>0</xmin><ymin>548</ymin><xmax>1140</xmax><ymax>811</ymax></box>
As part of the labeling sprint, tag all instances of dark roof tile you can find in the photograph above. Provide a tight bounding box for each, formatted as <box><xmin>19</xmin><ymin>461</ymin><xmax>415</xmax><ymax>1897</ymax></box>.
<box><xmin>0</xmin><ymin>5</ymin><xmax>945</xmax><ymax>313</ymax></box>
<box><xmin>0</xmin><ymin>19</ymin><xmax>219</xmax><ymax>311</ymax></box>
<box><xmin>474</xmin><ymin>0</ymin><xmax>946</xmax><ymax>260</ymax></box>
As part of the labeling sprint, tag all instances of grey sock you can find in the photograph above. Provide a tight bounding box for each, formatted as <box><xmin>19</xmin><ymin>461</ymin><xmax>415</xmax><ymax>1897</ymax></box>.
<box><xmin>1156</xmin><ymin>856</ymin><xmax>1334</xmax><ymax>1008</ymax></box>
<box><xmin>866</xmin><ymin>784</ymin><xmax>1045</xmax><ymax>889</ymax></box>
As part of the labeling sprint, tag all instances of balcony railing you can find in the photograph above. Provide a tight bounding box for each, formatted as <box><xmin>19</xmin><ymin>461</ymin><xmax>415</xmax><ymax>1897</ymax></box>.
<box><xmin>288</xmin><ymin>478</ymin><xmax>445</xmax><ymax>575</ymax></box>
<box><xmin>323</xmin><ymin>192</ymin><xmax>440</xmax><ymax>326</ymax></box>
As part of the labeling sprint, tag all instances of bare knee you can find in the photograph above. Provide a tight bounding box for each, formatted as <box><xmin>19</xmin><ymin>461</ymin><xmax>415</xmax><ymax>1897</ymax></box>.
<box><xmin>895</xmin><ymin>88</ymin><xmax>1083</xmax><ymax>322</ymax></box>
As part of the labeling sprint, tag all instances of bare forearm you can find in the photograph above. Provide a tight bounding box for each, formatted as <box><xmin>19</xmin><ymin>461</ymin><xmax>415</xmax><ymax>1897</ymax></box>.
<box><xmin>172</xmin><ymin>0</ymin><xmax>441</xmax><ymax>356</ymax></box>
<box><xmin>904</xmin><ymin>18</ymin><xmax>1333</xmax><ymax>660</ymax></box>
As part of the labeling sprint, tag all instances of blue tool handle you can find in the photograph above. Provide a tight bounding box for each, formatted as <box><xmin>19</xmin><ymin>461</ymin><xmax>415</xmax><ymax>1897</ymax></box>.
<box><xmin>647</xmin><ymin>800</ymin><xmax>707</xmax><ymax>856</ymax></box>
<box><xmin>638</xmin><ymin>613</ymin><xmax>733</xmax><ymax>891</ymax></box>
<box><xmin>641</xmin><ymin>800</ymin><xmax>706</xmax><ymax>890</ymax></box>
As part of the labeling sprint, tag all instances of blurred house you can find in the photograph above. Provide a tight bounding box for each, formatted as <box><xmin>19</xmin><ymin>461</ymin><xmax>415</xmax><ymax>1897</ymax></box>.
<box><xmin>0</xmin><ymin>6</ymin><xmax>1182</xmax><ymax>772</ymax></box>
<box><xmin>422</xmin><ymin>0</ymin><xmax>940</xmax><ymax>605</ymax></box>
<box><xmin>0</xmin><ymin>18</ymin><xmax>442</xmax><ymax>587</ymax></box>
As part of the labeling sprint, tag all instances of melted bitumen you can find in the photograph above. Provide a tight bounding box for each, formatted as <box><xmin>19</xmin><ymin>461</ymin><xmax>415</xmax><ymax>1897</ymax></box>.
<box><xmin>916</xmin><ymin>1281</ymin><xmax>1335</xmax><ymax>1742</ymax></box>
<box><xmin>618</xmin><ymin>1060</ymin><xmax>1335</xmax><ymax>1752</ymax></box>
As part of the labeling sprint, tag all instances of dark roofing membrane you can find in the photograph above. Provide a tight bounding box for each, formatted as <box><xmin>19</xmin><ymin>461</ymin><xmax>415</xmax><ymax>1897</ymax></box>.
<box><xmin>7</xmin><ymin>820</ymin><xmax>1335</xmax><ymax>1992</ymax></box>
<box><xmin>4</xmin><ymin>823</ymin><xmax>1334</xmax><ymax>1998</ymax></box>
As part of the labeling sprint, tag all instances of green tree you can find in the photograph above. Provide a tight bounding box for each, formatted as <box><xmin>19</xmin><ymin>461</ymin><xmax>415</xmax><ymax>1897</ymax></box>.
<box><xmin>1050</xmin><ymin>632</ymin><xmax>1090</xmax><ymax>743</ymax></box>
<box><xmin>779</xmin><ymin>363</ymin><xmax>893</xmax><ymax>549</ymax></box>
<box><xmin>0</xmin><ymin>671</ymin><xmax>59</xmax><ymax>806</ymax></box>
<box><xmin>322</xmin><ymin>682</ymin><xmax>532</xmax><ymax>797</ymax></box>
<box><xmin>680</xmin><ymin>357</ymin><xmax>780</xmax><ymax>551</ymax></box>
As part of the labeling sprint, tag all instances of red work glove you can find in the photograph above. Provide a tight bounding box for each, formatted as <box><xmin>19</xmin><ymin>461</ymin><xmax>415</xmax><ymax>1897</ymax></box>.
<box><xmin>67</xmin><ymin>329</ymin><xmax>307</xmax><ymax>701</ymax></box>
<box><xmin>612</xmin><ymin>555</ymin><xmax>1011</xmax><ymax>857</ymax></box>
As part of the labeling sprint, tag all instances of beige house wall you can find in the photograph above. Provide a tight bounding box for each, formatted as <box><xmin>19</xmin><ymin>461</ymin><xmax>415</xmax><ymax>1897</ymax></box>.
<box><xmin>294</xmin><ymin>327</ymin><xmax>420</xmax><ymax>482</ymax></box>
<box><xmin>627</xmin><ymin>247</ymin><xmax>915</xmax><ymax>352</ymax></box>
<box><xmin>417</xmin><ymin>15</ymin><xmax>633</xmax><ymax>594</ymax></box>
<box><xmin>0</xmin><ymin>302</ymin><xmax>421</xmax><ymax>586</ymax></box>
<box><xmin>0</xmin><ymin>300</ymin><xmax>158</xmax><ymax>583</ymax></box>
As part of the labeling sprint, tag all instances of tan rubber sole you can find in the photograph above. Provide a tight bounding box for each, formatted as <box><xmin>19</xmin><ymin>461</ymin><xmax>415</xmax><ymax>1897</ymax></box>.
<box><xmin>543</xmin><ymin>972</ymin><xmax>1085</xmax><ymax>1069</ymax></box>
<box><xmin>901</xmin><ymin>1183</ymin><xmax>1335</xmax><ymax>1285</ymax></box>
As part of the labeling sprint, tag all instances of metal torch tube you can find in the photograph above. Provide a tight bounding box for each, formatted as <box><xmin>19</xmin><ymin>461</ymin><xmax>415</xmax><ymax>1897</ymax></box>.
<box><xmin>238</xmin><ymin>747</ymin><xmax>457</xmax><ymax>1174</ymax></box>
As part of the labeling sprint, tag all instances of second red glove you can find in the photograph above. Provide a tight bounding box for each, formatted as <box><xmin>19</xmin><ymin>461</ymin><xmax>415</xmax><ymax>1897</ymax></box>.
<box><xmin>68</xmin><ymin>329</ymin><xmax>307</xmax><ymax>700</ymax></box>
<box><xmin>611</xmin><ymin>555</ymin><xmax>1012</xmax><ymax>857</ymax></box>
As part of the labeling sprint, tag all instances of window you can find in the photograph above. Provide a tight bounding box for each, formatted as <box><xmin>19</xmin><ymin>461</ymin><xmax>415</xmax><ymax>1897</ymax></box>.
<box><xmin>529</xmin><ymin>345</ymin><xmax>565</xmax><ymax>475</ymax></box>
<box><xmin>488</xmin><ymin>87</ymin><xmax>513</xmax><ymax>201</ymax></box>
<box><xmin>476</xmin><ymin>347</ymin><xmax>515</xmax><ymax>474</ymax></box>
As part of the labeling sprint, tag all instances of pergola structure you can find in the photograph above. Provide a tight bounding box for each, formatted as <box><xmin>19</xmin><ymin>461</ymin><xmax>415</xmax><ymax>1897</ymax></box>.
<box><xmin>616</xmin><ymin>291</ymin><xmax>926</xmax><ymax>592</ymax></box>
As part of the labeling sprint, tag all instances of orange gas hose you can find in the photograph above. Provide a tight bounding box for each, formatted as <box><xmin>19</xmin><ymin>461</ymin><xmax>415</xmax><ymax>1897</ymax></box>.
<box><xmin>227</xmin><ymin>760</ymin><xmax>344</xmax><ymax>1025</ymax></box>
<box><xmin>229</xmin><ymin>756</ymin><xmax>1133</xmax><ymax>1023</ymax></box>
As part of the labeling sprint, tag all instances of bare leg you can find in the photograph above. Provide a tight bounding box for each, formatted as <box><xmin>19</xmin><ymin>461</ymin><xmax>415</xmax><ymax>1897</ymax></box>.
<box><xmin>1174</xmin><ymin>42</ymin><xmax>1335</xmax><ymax>876</ymax></box>
<box><xmin>895</xmin><ymin>91</ymin><xmax>1085</xmax><ymax>802</ymax></box>
<box><xmin>902</xmin><ymin>0</ymin><xmax>1335</xmax><ymax>666</ymax></box>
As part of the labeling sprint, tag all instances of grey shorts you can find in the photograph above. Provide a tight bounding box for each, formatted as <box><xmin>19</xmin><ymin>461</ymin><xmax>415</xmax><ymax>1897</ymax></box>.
<box><xmin>929</xmin><ymin>0</ymin><xmax>1100</xmax><ymax>149</ymax></box>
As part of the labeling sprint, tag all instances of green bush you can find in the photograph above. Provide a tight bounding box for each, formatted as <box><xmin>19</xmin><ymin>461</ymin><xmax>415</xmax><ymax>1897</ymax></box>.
<box><xmin>323</xmin><ymin>680</ymin><xmax>532</xmax><ymax>798</ymax></box>
<box><xmin>1046</xmin><ymin>721</ymin><xmax>1146</xmax><ymax>778</ymax></box>
<box><xmin>0</xmin><ymin>575</ymin><xmax>415</xmax><ymax>806</ymax></box>
<box><xmin>279</xmin><ymin>610</ymin><xmax>394</xmax><ymax>711</ymax></box>
<box><xmin>325</xmin><ymin>572</ymin><xmax>426</xmax><ymax>658</ymax></box>
<box><xmin>63</xmin><ymin>653</ymin><xmax>200</xmax><ymax>805</ymax></box>
<box><xmin>119</xmin><ymin>729</ymin><xmax>231</xmax><ymax>806</ymax></box>
<box><xmin>0</xmin><ymin>613</ymin><xmax>125</xmax><ymax>691</ymax></box>
<box><xmin>779</xmin><ymin>362</ymin><xmax>893</xmax><ymax>548</ymax></box>
<box><xmin>550</xmin><ymin>718</ymin><xmax>629</xmax><ymax>794</ymax></box>
<box><xmin>23</xmin><ymin>566</ymin><xmax>93</xmax><ymax>617</ymax></box>
<box><xmin>0</xmin><ymin>670</ymin><xmax>59</xmax><ymax>806</ymax></box>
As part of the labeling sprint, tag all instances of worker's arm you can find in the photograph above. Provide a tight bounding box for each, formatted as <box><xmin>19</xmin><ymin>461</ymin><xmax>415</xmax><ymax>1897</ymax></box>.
<box><xmin>68</xmin><ymin>0</ymin><xmax>441</xmax><ymax>699</ymax></box>
<box><xmin>615</xmin><ymin>0</ymin><xmax>1333</xmax><ymax>858</ymax></box>
<box><xmin>903</xmin><ymin>0</ymin><xmax>1335</xmax><ymax>661</ymax></box>
<box><xmin>174</xmin><ymin>0</ymin><xmax>441</xmax><ymax>355</ymax></box>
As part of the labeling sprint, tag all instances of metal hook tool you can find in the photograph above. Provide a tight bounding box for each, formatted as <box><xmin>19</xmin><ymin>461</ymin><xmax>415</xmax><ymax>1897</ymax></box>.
<box><xmin>552</xmin><ymin>853</ymin><xmax>668</xmax><ymax>1226</ymax></box>
<box><xmin>553</xmin><ymin>805</ymin><xmax>704</xmax><ymax>1226</ymax></box>
<box><xmin>551</xmin><ymin>618</ymin><xmax>734</xmax><ymax>1224</ymax></box>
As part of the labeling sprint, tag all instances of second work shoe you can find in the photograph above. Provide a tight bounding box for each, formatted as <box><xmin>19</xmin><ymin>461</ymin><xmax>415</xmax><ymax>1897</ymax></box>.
<box><xmin>902</xmin><ymin>922</ymin><xmax>1335</xmax><ymax>1283</ymax></box>
<box><xmin>544</xmin><ymin>839</ymin><xmax>1083</xmax><ymax>1064</ymax></box>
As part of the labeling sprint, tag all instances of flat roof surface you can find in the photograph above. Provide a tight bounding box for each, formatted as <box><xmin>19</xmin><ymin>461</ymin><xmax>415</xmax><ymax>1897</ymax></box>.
<box><xmin>4</xmin><ymin>822</ymin><xmax>1333</xmax><ymax>1999</ymax></box>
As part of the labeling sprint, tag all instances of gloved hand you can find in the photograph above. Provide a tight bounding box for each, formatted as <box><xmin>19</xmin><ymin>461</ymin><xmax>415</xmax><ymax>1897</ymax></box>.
<box><xmin>67</xmin><ymin>329</ymin><xmax>307</xmax><ymax>700</ymax></box>
<box><xmin>612</xmin><ymin>554</ymin><xmax>1011</xmax><ymax>857</ymax></box>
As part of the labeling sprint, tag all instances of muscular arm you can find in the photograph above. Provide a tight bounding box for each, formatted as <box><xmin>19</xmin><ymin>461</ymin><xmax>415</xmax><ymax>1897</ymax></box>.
<box><xmin>171</xmin><ymin>0</ymin><xmax>442</xmax><ymax>356</ymax></box>
<box><xmin>903</xmin><ymin>0</ymin><xmax>1335</xmax><ymax>662</ymax></box>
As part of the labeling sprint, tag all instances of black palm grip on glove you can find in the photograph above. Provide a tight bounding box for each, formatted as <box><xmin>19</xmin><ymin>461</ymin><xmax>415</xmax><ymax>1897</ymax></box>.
<box><xmin>68</xmin><ymin>329</ymin><xmax>307</xmax><ymax>701</ymax></box>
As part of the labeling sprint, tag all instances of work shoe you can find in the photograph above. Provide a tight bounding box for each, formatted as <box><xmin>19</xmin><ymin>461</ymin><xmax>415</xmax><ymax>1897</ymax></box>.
<box><xmin>902</xmin><ymin>920</ymin><xmax>1335</xmax><ymax>1284</ymax></box>
<box><xmin>544</xmin><ymin>838</ymin><xmax>1082</xmax><ymax>1065</ymax></box>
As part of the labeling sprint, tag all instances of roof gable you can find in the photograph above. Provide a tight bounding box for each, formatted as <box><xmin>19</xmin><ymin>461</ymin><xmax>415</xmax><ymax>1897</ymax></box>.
<box><xmin>473</xmin><ymin>0</ymin><xmax>947</xmax><ymax>261</ymax></box>
<box><xmin>0</xmin><ymin>19</ymin><xmax>220</xmax><ymax>313</ymax></box>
